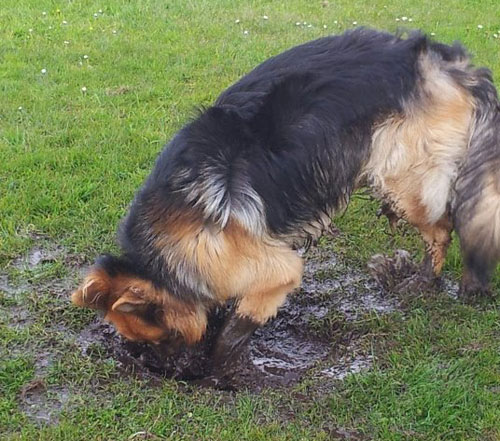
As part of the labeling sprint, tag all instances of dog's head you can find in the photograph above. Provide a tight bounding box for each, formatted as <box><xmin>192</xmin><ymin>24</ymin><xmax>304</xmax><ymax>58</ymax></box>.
<box><xmin>71</xmin><ymin>255</ymin><xmax>207</xmax><ymax>348</ymax></box>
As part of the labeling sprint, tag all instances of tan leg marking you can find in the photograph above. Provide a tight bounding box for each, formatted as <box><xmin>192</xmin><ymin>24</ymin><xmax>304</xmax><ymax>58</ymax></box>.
<box><xmin>236</xmin><ymin>280</ymin><xmax>301</xmax><ymax>324</ymax></box>
<box><xmin>417</xmin><ymin>217</ymin><xmax>453</xmax><ymax>275</ymax></box>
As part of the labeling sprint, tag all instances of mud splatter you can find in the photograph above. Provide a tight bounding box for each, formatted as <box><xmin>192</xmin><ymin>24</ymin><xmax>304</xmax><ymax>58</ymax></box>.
<box><xmin>321</xmin><ymin>353</ymin><xmax>374</xmax><ymax>380</ymax></box>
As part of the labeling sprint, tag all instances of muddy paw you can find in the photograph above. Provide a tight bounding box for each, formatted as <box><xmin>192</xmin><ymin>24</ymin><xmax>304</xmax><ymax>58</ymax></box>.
<box><xmin>458</xmin><ymin>286</ymin><xmax>496</xmax><ymax>304</ymax></box>
<box><xmin>368</xmin><ymin>249</ymin><xmax>418</xmax><ymax>290</ymax></box>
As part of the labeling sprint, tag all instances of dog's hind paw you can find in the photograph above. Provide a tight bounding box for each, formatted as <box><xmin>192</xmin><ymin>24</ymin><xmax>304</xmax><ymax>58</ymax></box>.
<box><xmin>458</xmin><ymin>286</ymin><xmax>496</xmax><ymax>304</ymax></box>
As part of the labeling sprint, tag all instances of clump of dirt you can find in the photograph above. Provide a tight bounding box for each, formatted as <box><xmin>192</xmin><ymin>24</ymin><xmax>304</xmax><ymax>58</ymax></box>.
<box><xmin>76</xmin><ymin>248</ymin><xmax>398</xmax><ymax>390</ymax></box>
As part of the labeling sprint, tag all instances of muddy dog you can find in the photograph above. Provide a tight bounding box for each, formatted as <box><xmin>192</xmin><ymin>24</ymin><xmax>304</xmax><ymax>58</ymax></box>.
<box><xmin>72</xmin><ymin>29</ymin><xmax>500</xmax><ymax>371</ymax></box>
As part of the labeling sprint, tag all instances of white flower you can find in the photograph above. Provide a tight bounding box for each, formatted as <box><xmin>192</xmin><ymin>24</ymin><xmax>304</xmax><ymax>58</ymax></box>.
<box><xmin>494</xmin><ymin>34</ymin><xmax>498</xmax><ymax>38</ymax></box>
<box><xmin>83</xmin><ymin>55</ymin><xmax>89</xmax><ymax>59</ymax></box>
<box><xmin>352</xmin><ymin>21</ymin><xmax>357</xmax><ymax>25</ymax></box>
<box><xmin>62</xmin><ymin>20</ymin><xmax>67</xmax><ymax>25</ymax></box>
<box><xmin>98</xmin><ymin>9</ymin><xmax>103</xmax><ymax>13</ymax></box>
<box><xmin>477</xmin><ymin>24</ymin><xmax>483</xmax><ymax>29</ymax></box>
<box><xmin>235</xmin><ymin>19</ymin><xmax>240</xmax><ymax>24</ymax></box>
<box><xmin>430</xmin><ymin>32</ymin><xmax>436</xmax><ymax>36</ymax></box>
<box><xmin>303</xmin><ymin>21</ymin><xmax>307</xmax><ymax>25</ymax></box>
<box><xmin>408</xmin><ymin>18</ymin><xmax>413</xmax><ymax>22</ymax></box>
<box><xmin>42</xmin><ymin>11</ymin><xmax>47</xmax><ymax>16</ymax></box>
<box><xmin>64</xmin><ymin>40</ymin><xmax>69</xmax><ymax>44</ymax></box>
<box><xmin>295</xmin><ymin>22</ymin><xmax>301</xmax><ymax>26</ymax></box>
<box><xmin>81</xmin><ymin>86</ymin><xmax>87</xmax><ymax>92</ymax></box>
<box><xmin>396</xmin><ymin>18</ymin><xmax>400</xmax><ymax>21</ymax></box>
<box><xmin>308</xmin><ymin>24</ymin><xmax>312</xmax><ymax>28</ymax></box>
<box><xmin>48</xmin><ymin>26</ymin><xmax>53</xmax><ymax>29</ymax></box>
<box><xmin>94</xmin><ymin>13</ymin><xmax>98</xmax><ymax>18</ymax></box>
<box><xmin>263</xmin><ymin>15</ymin><xmax>268</xmax><ymax>20</ymax></box>
<box><xmin>41</xmin><ymin>68</ymin><xmax>47</xmax><ymax>74</ymax></box>
<box><xmin>323</xmin><ymin>25</ymin><xmax>327</xmax><ymax>29</ymax></box>
<box><xmin>402</xmin><ymin>16</ymin><xmax>408</xmax><ymax>21</ymax></box>
<box><xmin>112</xmin><ymin>30</ymin><xmax>117</xmax><ymax>34</ymax></box>
<box><xmin>243</xmin><ymin>30</ymin><xmax>249</xmax><ymax>35</ymax></box>
<box><xmin>29</xmin><ymin>28</ymin><xmax>33</xmax><ymax>32</ymax></box>
<box><xmin>18</xmin><ymin>106</ymin><xmax>23</xmax><ymax>110</ymax></box>
<box><xmin>334</xmin><ymin>20</ymin><xmax>338</xmax><ymax>24</ymax></box>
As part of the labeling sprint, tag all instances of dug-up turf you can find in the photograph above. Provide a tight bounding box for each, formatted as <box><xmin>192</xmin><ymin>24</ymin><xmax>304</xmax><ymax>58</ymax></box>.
<box><xmin>77</xmin><ymin>248</ymin><xmax>399</xmax><ymax>391</ymax></box>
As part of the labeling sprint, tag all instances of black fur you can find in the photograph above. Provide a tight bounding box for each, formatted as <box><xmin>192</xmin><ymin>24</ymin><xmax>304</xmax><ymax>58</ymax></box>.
<box><xmin>116</xmin><ymin>30</ymin><xmax>429</xmax><ymax>287</ymax></box>
<box><xmin>102</xmin><ymin>28</ymin><xmax>498</xmax><ymax>300</ymax></box>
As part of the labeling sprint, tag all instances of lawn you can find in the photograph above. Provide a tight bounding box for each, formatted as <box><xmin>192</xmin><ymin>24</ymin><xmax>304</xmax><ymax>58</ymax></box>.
<box><xmin>1</xmin><ymin>0</ymin><xmax>499</xmax><ymax>440</ymax></box>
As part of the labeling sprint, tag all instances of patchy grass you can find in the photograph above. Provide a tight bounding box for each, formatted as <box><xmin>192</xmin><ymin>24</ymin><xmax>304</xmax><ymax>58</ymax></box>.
<box><xmin>1</xmin><ymin>0</ymin><xmax>499</xmax><ymax>440</ymax></box>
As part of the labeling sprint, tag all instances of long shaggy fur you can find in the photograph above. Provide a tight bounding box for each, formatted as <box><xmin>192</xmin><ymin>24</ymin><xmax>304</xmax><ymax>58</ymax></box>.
<box><xmin>73</xmin><ymin>28</ymin><xmax>500</xmax><ymax>348</ymax></box>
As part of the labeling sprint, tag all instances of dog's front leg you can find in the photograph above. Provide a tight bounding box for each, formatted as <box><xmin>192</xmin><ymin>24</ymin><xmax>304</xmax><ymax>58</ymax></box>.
<box><xmin>210</xmin><ymin>309</ymin><xmax>260</xmax><ymax>373</ymax></box>
<box><xmin>209</xmin><ymin>279</ymin><xmax>299</xmax><ymax>376</ymax></box>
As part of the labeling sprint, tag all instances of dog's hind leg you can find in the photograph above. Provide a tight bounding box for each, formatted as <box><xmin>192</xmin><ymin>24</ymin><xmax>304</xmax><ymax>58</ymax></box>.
<box><xmin>417</xmin><ymin>217</ymin><xmax>453</xmax><ymax>278</ymax></box>
<box><xmin>454</xmin><ymin>172</ymin><xmax>500</xmax><ymax>300</ymax></box>
<box><xmin>452</xmin><ymin>68</ymin><xmax>500</xmax><ymax>300</ymax></box>
<box><xmin>391</xmin><ymin>212</ymin><xmax>453</xmax><ymax>292</ymax></box>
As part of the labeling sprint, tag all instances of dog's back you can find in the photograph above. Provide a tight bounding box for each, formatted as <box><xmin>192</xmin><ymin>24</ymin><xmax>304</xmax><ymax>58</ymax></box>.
<box><xmin>142</xmin><ymin>30</ymin><xmax>427</xmax><ymax>246</ymax></box>
<box><xmin>122</xmin><ymin>28</ymin><xmax>500</xmax><ymax>296</ymax></box>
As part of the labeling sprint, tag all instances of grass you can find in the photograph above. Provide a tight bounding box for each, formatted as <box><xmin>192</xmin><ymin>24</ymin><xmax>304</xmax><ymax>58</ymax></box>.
<box><xmin>1</xmin><ymin>0</ymin><xmax>499</xmax><ymax>440</ymax></box>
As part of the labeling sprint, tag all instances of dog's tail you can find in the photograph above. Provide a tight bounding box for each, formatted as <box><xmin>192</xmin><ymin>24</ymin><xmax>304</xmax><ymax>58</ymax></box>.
<box><xmin>452</xmin><ymin>67</ymin><xmax>500</xmax><ymax>293</ymax></box>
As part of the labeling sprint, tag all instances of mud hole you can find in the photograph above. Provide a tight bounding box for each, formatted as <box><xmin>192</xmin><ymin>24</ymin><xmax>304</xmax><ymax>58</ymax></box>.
<box><xmin>76</xmin><ymin>248</ymin><xmax>399</xmax><ymax>391</ymax></box>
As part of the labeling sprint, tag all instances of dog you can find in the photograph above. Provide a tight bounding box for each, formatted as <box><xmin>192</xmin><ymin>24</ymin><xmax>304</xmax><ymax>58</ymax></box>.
<box><xmin>72</xmin><ymin>28</ymin><xmax>500</xmax><ymax>370</ymax></box>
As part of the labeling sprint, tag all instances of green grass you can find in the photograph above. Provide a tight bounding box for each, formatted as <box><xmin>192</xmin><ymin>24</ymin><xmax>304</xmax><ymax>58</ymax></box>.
<box><xmin>1</xmin><ymin>0</ymin><xmax>500</xmax><ymax>440</ymax></box>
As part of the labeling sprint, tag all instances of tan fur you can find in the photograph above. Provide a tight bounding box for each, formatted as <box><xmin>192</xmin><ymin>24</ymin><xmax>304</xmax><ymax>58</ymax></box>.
<box><xmin>362</xmin><ymin>52</ymin><xmax>475</xmax><ymax>274</ymax></box>
<box><xmin>364</xmin><ymin>53</ymin><xmax>475</xmax><ymax>227</ymax></box>
<box><xmin>73</xmin><ymin>210</ymin><xmax>304</xmax><ymax>344</ymax></box>
<box><xmin>104</xmin><ymin>310</ymin><xmax>167</xmax><ymax>343</ymax></box>
<box><xmin>418</xmin><ymin>217</ymin><xmax>453</xmax><ymax>274</ymax></box>
<box><xmin>154</xmin><ymin>212</ymin><xmax>304</xmax><ymax>322</ymax></box>
<box><xmin>72</xmin><ymin>270</ymin><xmax>207</xmax><ymax>344</ymax></box>
<box><xmin>237</xmin><ymin>280</ymin><xmax>301</xmax><ymax>324</ymax></box>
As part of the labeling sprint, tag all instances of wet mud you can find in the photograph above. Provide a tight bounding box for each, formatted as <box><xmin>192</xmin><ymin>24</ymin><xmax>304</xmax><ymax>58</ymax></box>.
<box><xmin>76</xmin><ymin>248</ymin><xmax>399</xmax><ymax>390</ymax></box>
<box><xmin>19</xmin><ymin>380</ymin><xmax>69</xmax><ymax>426</ymax></box>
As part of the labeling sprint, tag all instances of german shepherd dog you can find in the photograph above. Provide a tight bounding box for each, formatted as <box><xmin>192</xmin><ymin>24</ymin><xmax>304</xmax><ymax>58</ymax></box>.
<box><xmin>72</xmin><ymin>28</ymin><xmax>500</xmax><ymax>370</ymax></box>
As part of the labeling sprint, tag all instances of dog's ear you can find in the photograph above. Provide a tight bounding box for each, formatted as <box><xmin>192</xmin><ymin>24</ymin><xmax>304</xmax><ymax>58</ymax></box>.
<box><xmin>111</xmin><ymin>286</ymin><xmax>148</xmax><ymax>313</ymax></box>
<box><xmin>71</xmin><ymin>268</ymin><xmax>111</xmax><ymax>310</ymax></box>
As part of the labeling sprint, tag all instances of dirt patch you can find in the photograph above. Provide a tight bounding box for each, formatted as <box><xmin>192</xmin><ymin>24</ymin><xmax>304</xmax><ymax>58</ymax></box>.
<box><xmin>76</xmin><ymin>248</ymin><xmax>398</xmax><ymax>390</ymax></box>
<box><xmin>0</xmin><ymin>274</ymin><xmax>30</xmax><ymax>299</ymax></box>
<box><xmin>12</xmin><ymin>246</ymin><xmax>63</xmax><ymax>270</ymax></box>
<box><xmin>19</xmin><ymin>379</ymin><xmax>70</xmax><ymax>426</ymax></box>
